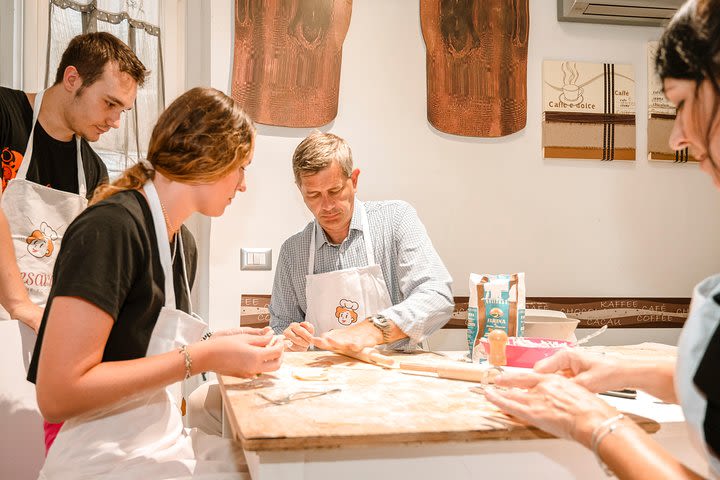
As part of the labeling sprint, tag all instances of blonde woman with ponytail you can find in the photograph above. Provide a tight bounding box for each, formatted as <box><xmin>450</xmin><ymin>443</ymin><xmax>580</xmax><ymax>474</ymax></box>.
<box><xmin>27</xmin><ymin>87</ymin><xmax>283</xmax><ymax>479</ymax></box>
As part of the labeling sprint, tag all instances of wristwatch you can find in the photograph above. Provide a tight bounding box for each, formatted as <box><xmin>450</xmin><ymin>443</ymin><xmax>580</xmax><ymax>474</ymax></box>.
<box><xmin>368</xmin><ymin>314</ymin><xmax>392</xmax><ymax>344</ymax></box>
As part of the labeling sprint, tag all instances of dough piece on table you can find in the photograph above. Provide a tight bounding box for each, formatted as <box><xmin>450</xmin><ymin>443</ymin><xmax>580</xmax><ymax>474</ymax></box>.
<box><xmin>292</xmin><ymin>367</ymin><xmax>329</xmax><ymax>381</ymax></box>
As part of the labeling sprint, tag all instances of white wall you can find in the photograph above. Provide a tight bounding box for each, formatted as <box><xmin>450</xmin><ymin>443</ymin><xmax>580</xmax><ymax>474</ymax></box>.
<box><xmin>0</xmin><ymin>0</ymin><xmax>23</xmax><ymax>88</ymax></box>
<box><xmin>201</xmin><ymin>0</ymin><xmax>720</xmax><ymax>332</ymax></box>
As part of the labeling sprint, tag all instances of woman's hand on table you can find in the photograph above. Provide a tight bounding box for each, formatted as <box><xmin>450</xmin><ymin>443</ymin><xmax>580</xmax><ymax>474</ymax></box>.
<box><xmin>537</xmin><ymin>349</ymin><xmax>679</xmax><ymax>404</ymax></box>
<box><xmin>484</xmin><ymin>371</ymin><xmax>619</xmax><ymax>447</ymax></box>
<box><xmin>283</xmin><ymin>322</ymin><xmax>315</xmax><ymax>351</ymax></box>
<box><xmin>534</xmin><ymin>349</ymin><xmax>629</xmax><ymax>393</ymax></box>
<box><xmin>199</xmin><ymin>330</ymin><xmax>284</xmax><ymax>378</ymax></box>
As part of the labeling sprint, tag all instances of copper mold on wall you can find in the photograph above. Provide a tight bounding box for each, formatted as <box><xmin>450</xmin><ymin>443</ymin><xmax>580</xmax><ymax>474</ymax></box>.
<box><xmin>421</xmin><ymin>0</ymin><xmax>529</xmax><ymax>137</ymax></box>
<box><xmin>231</xmin><ymin>0</ymin><xmax>352</xmax><ymax>128</ymax></box>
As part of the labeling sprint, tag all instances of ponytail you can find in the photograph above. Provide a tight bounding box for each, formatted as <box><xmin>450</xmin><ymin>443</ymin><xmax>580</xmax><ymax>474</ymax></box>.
<box><xmin>90</xmin><ymin>162</ymin><xmax>155</xmax><ymax>205</ymax></box>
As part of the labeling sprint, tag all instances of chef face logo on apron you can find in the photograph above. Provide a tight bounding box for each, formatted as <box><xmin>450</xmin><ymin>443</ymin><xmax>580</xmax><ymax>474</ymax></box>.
<box><xmin>25</xmin><ymin>221</ymin><xmax>57</xmax><ymax>258</ymax></box>
<box><xmin>335</xmin><ymin>299</ymin><xmax>359</xmax><ymax>326</ymax></box>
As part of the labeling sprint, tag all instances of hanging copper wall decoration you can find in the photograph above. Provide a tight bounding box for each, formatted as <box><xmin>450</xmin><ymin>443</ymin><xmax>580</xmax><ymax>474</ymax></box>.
<box><xmin>542</xmin><ymin>60</ymin><xmax>636</xmax><ymax>161</ymax></box>
<box><xmin>647</xmin><ymin>42</ymin><xmax>695</xmax><ymax>162</ymax></box>
<box><xmin>231</xmin><ymin>0</ymin><xmax>352</xmax><ymax>128</ymax></box>
<box><xmin>420</xmin><ymin>0</ymin><xmax>529</xmax><ymax>138</ymax></box>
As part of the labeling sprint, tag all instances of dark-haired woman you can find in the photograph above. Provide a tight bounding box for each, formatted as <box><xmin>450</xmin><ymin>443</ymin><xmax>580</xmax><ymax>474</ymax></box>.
<box><xmin>485</xmin><ymin>1</ymin><xmax>720</xmax><ymax>478</ymax></box>
<box><xmin>28</xmin><ymin>87</ymin><xmax>283</xmax><ymax>479</ymax></box>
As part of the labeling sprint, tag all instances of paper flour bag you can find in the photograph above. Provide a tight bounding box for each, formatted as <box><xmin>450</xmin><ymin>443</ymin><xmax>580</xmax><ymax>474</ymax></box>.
<box><xmin>467</xmin><ymin>273</ymin><xmax>526</xmax><ymax>362</ymax></box>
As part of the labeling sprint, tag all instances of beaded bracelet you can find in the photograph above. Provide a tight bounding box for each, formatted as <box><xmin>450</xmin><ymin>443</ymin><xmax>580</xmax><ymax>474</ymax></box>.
<box><xmin>179</xmin><ymin>344</ymin><xmax>193</xmax><ymax>380</ymax></box>
<box><xmin>590</xmin><ymin>413</ymin><xmax>625</xmax><ymax>476</ymax></box>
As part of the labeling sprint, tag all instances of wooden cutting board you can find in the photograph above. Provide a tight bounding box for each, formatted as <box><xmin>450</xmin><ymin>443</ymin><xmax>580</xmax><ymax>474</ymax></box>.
<box><xmin>219</xmin><ymin>351</ymin><xmax>658</xmax><ymax>451</ymax></box>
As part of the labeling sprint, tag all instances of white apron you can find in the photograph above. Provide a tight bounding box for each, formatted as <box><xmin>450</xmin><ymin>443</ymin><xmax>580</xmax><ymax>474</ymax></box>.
<box><xmin>304</xmin><ymin>203</ymin><xmax>392</xmax><ymax>335</ymax></box>
<box><xmin>0</xmin><ymin>89</ymin><xmax>88</xmax><ymax>318</ymax></box>
<box><xmin>0</xmin><ymin>90</ymin><xmax>89</xmax><ymax>475</ymax></box>
<box><xmin>676</xmin><ymin>274</ymin><xmax>720</xmax><ymax>478</ymax></box>
<box><xmin>39</xmin><ymin>181</ymin><xmax>246</xmax><ymax>480</ymax></box>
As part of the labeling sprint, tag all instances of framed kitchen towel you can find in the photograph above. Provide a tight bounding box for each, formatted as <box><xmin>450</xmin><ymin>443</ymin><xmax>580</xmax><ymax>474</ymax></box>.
<box><xmin>542</xmin><ymin>60</ymin><xmax>636</xmax><ymax>161</ymax></box>
<box><xmin>647</xmin><ymin>41</ymin><xmax>694</xmax><ymax>162</ymax></box>
<box><xmin>420</xmin><ymin>0</ymin><xmax>529</xmax><ymax>138</ymax></box>
<box><xmin>231</xmin><ymin>0</ymin><xmax>352</xmax><ymax>128</ymax></box>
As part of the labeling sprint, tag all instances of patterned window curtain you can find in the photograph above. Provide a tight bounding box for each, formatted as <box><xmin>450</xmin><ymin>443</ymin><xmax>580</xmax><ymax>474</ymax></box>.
<box><xmin>45</xmin><ymin>0</ymin><xmax>164</xmax><ymax>179</ymax></box>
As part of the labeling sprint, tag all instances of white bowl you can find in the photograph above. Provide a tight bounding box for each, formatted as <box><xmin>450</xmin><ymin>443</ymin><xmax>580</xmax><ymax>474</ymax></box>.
<box><xmin>523</xmin><ymin>316</ymin><xmax>579</xmax><ymax>342</ymax></box>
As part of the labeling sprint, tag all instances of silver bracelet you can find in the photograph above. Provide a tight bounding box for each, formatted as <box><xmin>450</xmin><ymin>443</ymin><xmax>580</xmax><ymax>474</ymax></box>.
<box><xmin>179</xmin><ymin>344</ymin><xmax>192</xmax><ymax>380</ymax></box>
<box><xmin>590</xmin><ymin>413</ymin><xmax>625</xmax><ymax>476</ymax></box>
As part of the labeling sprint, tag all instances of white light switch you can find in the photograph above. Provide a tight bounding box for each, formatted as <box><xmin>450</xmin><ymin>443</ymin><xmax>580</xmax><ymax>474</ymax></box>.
<box><xmin>241</xmin><ymin>248</ymin><xmax>272</xmax><ymax>271</ymax></box>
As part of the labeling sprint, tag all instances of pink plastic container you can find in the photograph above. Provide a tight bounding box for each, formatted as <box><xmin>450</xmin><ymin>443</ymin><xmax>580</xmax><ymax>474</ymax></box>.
<box><xmin>480</xmin><ymin>336</ymin><xmax>573</xmax><ymax>368</ymax></box>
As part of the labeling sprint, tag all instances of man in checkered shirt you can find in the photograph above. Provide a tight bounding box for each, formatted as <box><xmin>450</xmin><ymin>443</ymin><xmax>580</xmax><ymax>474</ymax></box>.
<box><xmin>270</xmin><ymin>131</ymin><xmax>454</xmax><ymax>353</ymax></box>
<box><xmin>187</xmin><ymin>132</ymin><xmax>455</xmax><ymax>435</ymax></box>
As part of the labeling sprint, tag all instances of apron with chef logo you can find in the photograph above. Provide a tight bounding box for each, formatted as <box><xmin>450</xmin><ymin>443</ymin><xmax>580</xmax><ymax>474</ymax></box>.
<box><xmin>0</xmin><ymin>89</ymin><xmax>90</xmax><ymax>472</ymax></box>
<box><xmin>39</xmin><ymin>181</ymin><xmax>245</xmax><ymax>480</ymax></box>
<box><xmin>0</xmin><ymin>89</ymin><xmax>88</xmax><ymax>319</ymax></box>
<box><xmin>304</xmin><ymin>203</ymin><xmax>392</xmax><ymax>335</ymax></box>
<box><xmin>676</xmin><ymin>274</ymin><xmax>720</xmax><ymax>478</ymax></box>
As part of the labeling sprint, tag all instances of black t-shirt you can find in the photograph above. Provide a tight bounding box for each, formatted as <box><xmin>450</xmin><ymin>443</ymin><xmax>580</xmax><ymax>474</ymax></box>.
<box><xmin>0</xmin><ymin>86</ymin><xmax>108</xmax><ymax>197</ymax></box>
<box><xmin>27</xmin><ymin>190</ymin><xmax>198</xmax><ymax>383</ymax></box>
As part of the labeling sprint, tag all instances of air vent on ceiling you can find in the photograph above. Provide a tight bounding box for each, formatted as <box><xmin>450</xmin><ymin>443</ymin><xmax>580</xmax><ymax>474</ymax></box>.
<box><xmin>558</xmin><ymin>0</ymin><xmax>684</xmax><ymax>27</ymax></box>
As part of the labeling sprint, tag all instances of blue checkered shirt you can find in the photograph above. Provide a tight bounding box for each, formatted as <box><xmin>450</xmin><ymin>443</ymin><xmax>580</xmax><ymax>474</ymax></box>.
<box><xmin>269</xmin><ymin>198</ymin><xmax>454</xmax><ymax>349</ymax></box>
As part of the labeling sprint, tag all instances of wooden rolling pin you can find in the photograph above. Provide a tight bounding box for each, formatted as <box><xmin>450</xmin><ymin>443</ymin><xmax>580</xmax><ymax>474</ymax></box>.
<box><xmin>398</xmin><ymin>361</ymin><xmax>500</xmax><ymax>383</ymax></box>
<box><xmin>336</xmin><ymin>347</ymin><xmax>397</xmax><ymax>368</ymax></box>
<box><xmin>331</xmin><ymin>348</ymin><xmax>499</xmax><ymax>383</ymax></box>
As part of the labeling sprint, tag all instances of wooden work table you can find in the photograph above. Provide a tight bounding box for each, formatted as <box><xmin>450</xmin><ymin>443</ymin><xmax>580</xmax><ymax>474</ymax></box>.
<box><xmin>218</xmin><ymin>349</ymin><xmax>708</xmax><ymax>479</ymax></box>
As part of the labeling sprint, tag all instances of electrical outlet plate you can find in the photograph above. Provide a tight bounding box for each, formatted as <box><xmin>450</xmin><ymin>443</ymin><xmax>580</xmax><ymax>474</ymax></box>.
<box><xmin>240</xmin><ymin>248</ymin><xmax>272</xmax><ymax>271</ymax></box>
